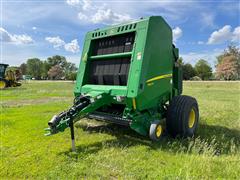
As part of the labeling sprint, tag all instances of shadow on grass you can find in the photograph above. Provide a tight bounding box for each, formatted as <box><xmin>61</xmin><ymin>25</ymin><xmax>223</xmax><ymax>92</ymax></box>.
<box><xmin>60</xmin><ymin>121</ymin><xmax>240</xmax><ymax>158</ymax></box>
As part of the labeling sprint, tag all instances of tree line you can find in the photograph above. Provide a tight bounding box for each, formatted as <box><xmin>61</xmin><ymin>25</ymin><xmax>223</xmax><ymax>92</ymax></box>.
<box><xmin>9</xmin><ymin>45</ymin><xmax>240</xmax><ymax>81</ymax></box>
<box><xmin>18</xmin><ymin>55</ymin><xmax>78</xmax><ymax>80</ymax></box>
<box><xmin>180</xmin><ymin>45</ymin><xmax>240</xmax><ymax>80</ymax></box>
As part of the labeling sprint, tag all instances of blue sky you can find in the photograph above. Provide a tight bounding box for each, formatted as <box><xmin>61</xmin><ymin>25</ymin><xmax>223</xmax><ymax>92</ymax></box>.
<box><xmin>1</xmin><ymin>0</ymin><xmax>239</xmax><ymax>69</ymax></box>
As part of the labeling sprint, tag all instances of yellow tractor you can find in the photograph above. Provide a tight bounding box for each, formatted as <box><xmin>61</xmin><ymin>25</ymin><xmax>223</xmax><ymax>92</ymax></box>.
<box><xmin>0</xmin><ymin>63</ymin><xmax>21</xmax><ymax>89</ymax></box>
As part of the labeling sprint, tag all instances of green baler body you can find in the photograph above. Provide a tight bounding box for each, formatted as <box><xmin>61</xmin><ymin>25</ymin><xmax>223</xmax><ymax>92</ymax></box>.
<box><xmin>74</xmin><ymin>16</ymin><xmax>182</xmax><ymax>136</ymax></box>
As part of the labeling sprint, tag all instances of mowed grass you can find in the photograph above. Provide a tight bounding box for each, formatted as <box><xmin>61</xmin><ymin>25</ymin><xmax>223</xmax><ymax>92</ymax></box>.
<box><xmin>1</xmin><ymin>81</ymin><xmax>240</xmax><ymax>179</ymax></box>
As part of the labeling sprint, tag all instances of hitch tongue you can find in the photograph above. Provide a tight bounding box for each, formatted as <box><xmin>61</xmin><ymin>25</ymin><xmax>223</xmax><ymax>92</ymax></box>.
<box><xmin>45</xmin><ymin>93</ymin><xmax>107</xmax><ymax>151</ymax></box>
<box><xmin>48</xmin><ymin>115</ymin><xmax>60</xmax><ymax>127</ymax></box>
<box><xmin>45</xmin><ymin>114</ymin><xmax>62</xmax><ymax>136</ymax></box>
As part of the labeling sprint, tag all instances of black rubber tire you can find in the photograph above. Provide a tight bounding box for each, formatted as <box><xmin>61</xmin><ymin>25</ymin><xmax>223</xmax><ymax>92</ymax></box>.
<box><xmin>149</xmin><ymin>120</ymin><xmax>164</xmax><ymax>141</ymax></box>
<box><xmin>166</xmin><ymin>95</ymin><xmax>199</xmax><ymax>137</ymax></box>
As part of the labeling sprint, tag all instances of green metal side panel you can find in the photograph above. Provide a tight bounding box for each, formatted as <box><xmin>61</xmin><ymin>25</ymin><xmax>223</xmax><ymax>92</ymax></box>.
<box><xmin>81</xmin><ymin>84</ymin><xmax>127</xmax><ymax>96</ymax></box>
<box><xmin>173</xmin><ymin>65</ymin><xmax>182</xmax><ymax>96</ymax></box>
<box><xmin>135</xmin><ymin>16</ymin><xmax>173</xmax><ymax>110</ymax></box>
<box><xmin>126</xmin><ymin>20</ymin><xmax>149</xmax><ymax>98</ymax></box>
<box><xmin>74</xmin><ymin>34</ymin><xmax>91</xmax><ymax>95</ymax></box>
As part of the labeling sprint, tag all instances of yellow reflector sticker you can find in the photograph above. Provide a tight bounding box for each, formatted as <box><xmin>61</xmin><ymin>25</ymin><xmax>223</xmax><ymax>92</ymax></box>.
<box><xmin>146</xmin><ymin>73</ymin><xmax>172</xmax><ymax>84</ymax></box>
<box><xmin>132</xmin><ymin>98</ymin><xmax>136</xmax><ymax>110</ymax></box>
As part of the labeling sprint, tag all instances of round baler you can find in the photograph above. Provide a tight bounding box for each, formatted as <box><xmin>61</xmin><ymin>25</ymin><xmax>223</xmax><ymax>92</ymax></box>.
<box><xmin>45</xmin><ymin>16</ymin><xmax>199</xmax><ymax>150</ymax></box>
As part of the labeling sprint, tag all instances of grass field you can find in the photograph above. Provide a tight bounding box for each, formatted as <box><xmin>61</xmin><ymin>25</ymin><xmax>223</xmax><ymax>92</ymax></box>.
<box><xmin>1</xmin><ymin>81</ymin><xmax>240</xmax><ymax>179</ymax></box>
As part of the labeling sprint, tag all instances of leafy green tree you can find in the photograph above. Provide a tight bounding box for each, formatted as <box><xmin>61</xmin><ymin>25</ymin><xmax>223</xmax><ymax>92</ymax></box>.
<box><xmin>19</xmin><ymin>63</ymin><xmax>27</xmax><ymax>75</ymax></box>
<box><xmin>64</xmin><ymin>62</ymin><xmax>77</xmax><ymax>79</ymax></box>
<box><xmin>26</xmin><ymin>58</ymin><xmax>43</xmax><ymax>79</ymax></box>
<box><xmin>47</xmin><ymin>55</ymin><xmax>67</xmax><ymax>69</ymax></box>
<box><xmin>47</xmin><ymin>55</ymin><xmax>77</xmax><ymax>79</ymax></box>
<box><xmin>182</xmin><ymin>63</ymin><xmax>196</xmax><ymax>80</ymax></box>
<box><xmin>195</xmin><ymin>59</ymin><xmax>212</xmax><ymax>80</ymax></box>
<box><xmin>177</xmin><ymin>57</ymin><xmax>196</xmax><ymax>80</ymax></box>
<box><xmin>23</xmin><ymin>55</ymin><xmax>77</xmax><ymax>80</ymax></box>
<box><xmin>65</xmin><ymin>72</ymin><xmax>77</xmax><ymax>81</ymax></box>
<box><xmin>178</xmin><ymin>57</ymin><xmax>184</xmax><ymax>66</ymax></box>
<box><xmin>41</xmin><ymin>61</ymin><xmax>51</xmax><ymax>79</ymax></box>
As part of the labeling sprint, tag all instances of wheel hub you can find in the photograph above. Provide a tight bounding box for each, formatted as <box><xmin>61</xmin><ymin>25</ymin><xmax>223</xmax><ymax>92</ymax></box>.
<box><xmin>188</xmin><ymin>108</ymin><xmax>196</xmax><ymax>128</ymax></box>
<box><xmin>156</xmin><ymin>125</ymin><xmax>162</xmax><ymax>137</ymax></box>
<box><xmin>0</xmin><ymin>81</ymin><xmax>6</xmax><ymax>89</ymax></box>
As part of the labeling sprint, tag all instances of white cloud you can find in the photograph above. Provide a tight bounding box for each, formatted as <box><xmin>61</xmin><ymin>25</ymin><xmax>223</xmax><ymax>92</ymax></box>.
<box><xmin>232</xmin><ymin>26</ymin><xmax>240</xmax><ymax>43</ymax></box>
<box><xmin>82</xmin><ymin>0</ymin><xmax>92</xmax><ymax>11</ymax></box>
<box><xmin>0</xmin><ymin>27</ymin><xmax>33</xmax><ymax>44</ymax></box>
<box><xmin>207</xmin><ymin>25</ymin><xmax>240</xmax><ymax>44</ymax></box>
<box><xmin>64</xmin><ymin>39</ymin><xmax>80</xmax><ymax>53</ymax></box>
<box><xmin>45</xmin><ymin>36</ymin><xmax>65</xmax><ymax>49</ymax></box>
<box><xmin>172</xmin><ymin>27</ymin><xmax>183</xmax><ymax>42</ymax></box>
<box><xmin>66</xmin><ymin>0</ymin><xmax>80</xmax><ymax>6</ymax></box>
<box><xmin>67</xmin><ymin>0</ymin><xmax>131</xmax><ymax>24</ymax></box>
<box><xmin>198</xmin><ymin>41</ymin><xmax>204</xmax><ymax>45</ymax></box>
<box><xmin>90</xmin><ymin>8</ymin><xmax>131</xmax><ymax>24</ymax></box>
<box><xmin>11</xmin><ymin>34</ymin><xmax>33</xmax><ymax>44</ymax></box>
<box><xmin>207</xmin><ymin>25</ymin><xmax>232</xmax><ymax>44</ymax></box>
<box><xmin>0</xmin><ymin>27</ymin><xmax>12</xmax><ymax>42</ymax></box>
<box><xmin>78</xmin><ymin>12</ymin><xmax>88</xmax><ymax>20</ymax></box>
<box><xmin>45</xmin><ymin>36</ymin><xmax>80</xmax><ymax>53</ymax></box>
<box><xmin>32</xmin><ymin>27</ymin><xmax>37</xmax><ymax>30</ymax></box>
<box><xmin>65</xmin><ymin>0</ymin><xmax>216</xmax><ymax>26</ymax></box>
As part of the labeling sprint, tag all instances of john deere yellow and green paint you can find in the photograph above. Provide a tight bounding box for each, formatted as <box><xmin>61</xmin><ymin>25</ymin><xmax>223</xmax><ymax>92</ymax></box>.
<box><xmin>45</xmin><ymin>16</ymin><xmax>199</xmax><ymax>151</ymax></box>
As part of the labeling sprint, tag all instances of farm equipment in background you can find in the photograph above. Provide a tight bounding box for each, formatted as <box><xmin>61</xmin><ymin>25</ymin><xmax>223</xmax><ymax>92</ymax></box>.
<box><xmin>0</xmin><ymin>63</ymin><xmax>21</xmax><ymax>89</ymax></box>
<box><xmin>45</xmin><ymin>16</ymin><xmax>199</xmax><ymax>151</ymax></box>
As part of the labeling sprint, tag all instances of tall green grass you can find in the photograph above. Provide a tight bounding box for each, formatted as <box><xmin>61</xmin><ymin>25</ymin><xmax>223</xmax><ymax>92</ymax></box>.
<box><xmin>1</xmin><ymin>81</ymin><xmax>239</xmax><ymax>179</ymax></box>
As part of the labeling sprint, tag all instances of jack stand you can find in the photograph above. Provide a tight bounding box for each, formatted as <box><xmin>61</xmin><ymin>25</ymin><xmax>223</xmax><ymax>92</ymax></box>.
<box><xmin>69</xmin><ymin>119</ymin><xmax>76</xmax><ymax>152</ymax></box>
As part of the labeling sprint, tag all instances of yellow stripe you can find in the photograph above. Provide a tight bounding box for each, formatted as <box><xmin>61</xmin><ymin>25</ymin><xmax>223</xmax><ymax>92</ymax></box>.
<box><xmin>146</xmin><ymin>73</ymin><xmax>172</xmax><ymax>83</ymax></box>
<box><xmin>132</xmin><ymin>98</ymin><xmax>136</xmax><ymax>110</ymax></box>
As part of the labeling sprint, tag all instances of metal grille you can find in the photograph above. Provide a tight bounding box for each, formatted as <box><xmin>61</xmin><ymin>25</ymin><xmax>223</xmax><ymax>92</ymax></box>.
<box><xmin>92</xmin><ymin>32</ymin><xmax>135</xmax><ymax>56</ymax></box>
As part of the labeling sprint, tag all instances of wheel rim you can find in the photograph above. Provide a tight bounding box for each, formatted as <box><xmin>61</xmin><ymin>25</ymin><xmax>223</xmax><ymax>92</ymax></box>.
<box><xmin>188</xmin><ymin>108</ymin><xmax>196</xmax><ymax>128</ymax></box>
<box><xmin>156</xmin><ymin>125</ymin><xmax>162</xmax><ymax>137</ymax></box>
<box><xmin>0</xmin><ymin>81</ymin><xmax>6</xmax><ymax>89</ymax></box>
